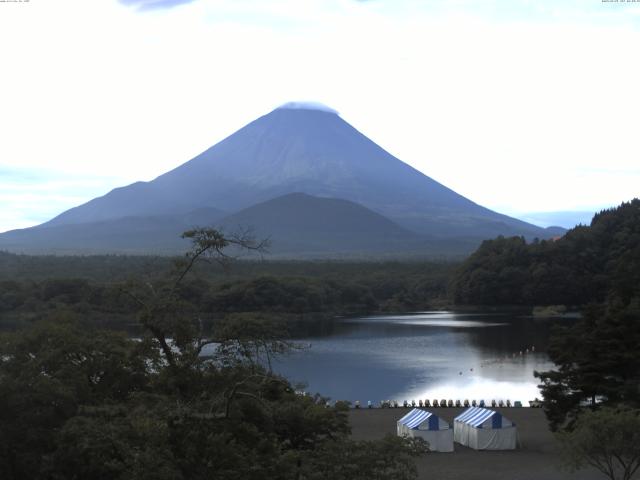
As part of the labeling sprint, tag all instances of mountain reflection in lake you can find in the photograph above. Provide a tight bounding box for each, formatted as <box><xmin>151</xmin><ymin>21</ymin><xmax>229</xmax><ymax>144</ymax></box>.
<box><xmin>273</xmin><ymin>311</ymin><xmax>567</xmax><ymax>405</ymax></box>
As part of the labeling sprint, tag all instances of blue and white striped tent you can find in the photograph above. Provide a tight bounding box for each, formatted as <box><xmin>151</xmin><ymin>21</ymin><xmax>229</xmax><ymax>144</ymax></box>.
<box><xmin>454</xmin><ymin>407</ymin><xmax>517</xmax><ymax>450</ymax></box>
<box><xmin>397</xmin><ymin>409</ymin><xmax>453</xmax><ymax>452</ymax></box>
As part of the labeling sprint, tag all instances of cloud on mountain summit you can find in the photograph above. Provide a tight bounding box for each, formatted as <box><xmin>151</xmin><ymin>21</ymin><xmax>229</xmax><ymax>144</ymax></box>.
<box><xmin>119</xmin><ymin>0</ymin><xmax>196</xmax><ymax>11</ymax></box>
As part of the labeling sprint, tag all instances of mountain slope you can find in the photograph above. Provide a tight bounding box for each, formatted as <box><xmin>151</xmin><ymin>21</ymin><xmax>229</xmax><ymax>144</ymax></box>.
<box><xmin>0</xmin><ymin>208</ymin><xmax>224</xmax><ymax>255</ymax></box>
<box><xmin>218</xmin><ymin>192</ymin><xmax>429</xmax><ymax>255</ymax></box>
<box><xmin>40</xmin><ymin>104</ymin><xmax>552</xmax><ymax>239</ymax></box>
<box><xmin>0</xmin><ymin>194</ymin><xmax>478</xmax><ymax>256</ymax></box>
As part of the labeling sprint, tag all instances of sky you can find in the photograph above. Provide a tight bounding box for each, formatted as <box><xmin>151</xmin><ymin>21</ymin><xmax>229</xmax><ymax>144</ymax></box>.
<box><xmin>1</xmin><ymin>0</ymin><xmax>639</xmax><ymax>233</ymax></box>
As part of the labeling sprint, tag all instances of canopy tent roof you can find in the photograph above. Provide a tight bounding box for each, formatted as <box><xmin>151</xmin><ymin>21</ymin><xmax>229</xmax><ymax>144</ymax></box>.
<box><xmin>454</xmin><ymin>407</ymin><xmax>514</xmax><ymax>429</ymax></box>
<box><xmin>398</xmin><ymin>408</ymin><xmax>448</xmax><ymax>431</ymax></box>
<box><xmin>397</xmin><ymin>408</ymin><xmax>454</xmax><ymax>452</ymax></box>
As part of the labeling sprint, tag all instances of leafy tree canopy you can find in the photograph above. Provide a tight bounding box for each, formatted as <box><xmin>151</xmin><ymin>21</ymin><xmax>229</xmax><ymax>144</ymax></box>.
<box><xmin>450</xmin><ymin>199</ymin><xmax>640</xmax><ymax>306</ymax></box>
<box><xmin>535</xmin><ymin>298</ymin><xmax>640</xmax><ymax>430</ymax></box>
<box><xmin>558</xmin><ymin>407</ymin><xmax>640</xmax><ymax>480</ymax></box>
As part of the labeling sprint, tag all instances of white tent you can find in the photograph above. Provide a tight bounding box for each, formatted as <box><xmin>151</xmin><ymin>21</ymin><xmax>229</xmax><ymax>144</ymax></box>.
<box><xmin>454</xmin><ymin>407</ymin><xmax>517</xmax><ymax>450</ymax></box>
<box><xmin>396</xmin><ymin>408</ymin><xmax>454</xmax><ymax>452</ymax></box>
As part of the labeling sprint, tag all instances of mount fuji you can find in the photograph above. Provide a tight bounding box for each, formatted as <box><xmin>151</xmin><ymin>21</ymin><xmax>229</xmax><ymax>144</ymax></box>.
<box><xmin>0</xmin><ymin>103</ymin><xmax>562</xmax><ymax>256</ymax></box>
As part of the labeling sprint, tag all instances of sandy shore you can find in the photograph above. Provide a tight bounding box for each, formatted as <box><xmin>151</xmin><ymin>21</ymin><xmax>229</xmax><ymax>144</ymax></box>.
<box><xmin>349</xmin><ymin>407</ymin><xmax>602</xmax><ymax>480</ymax></box>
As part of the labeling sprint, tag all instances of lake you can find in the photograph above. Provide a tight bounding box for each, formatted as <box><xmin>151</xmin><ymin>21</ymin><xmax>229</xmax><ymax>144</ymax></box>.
<box><xmin>273</xmin><ymin>311</ymin><xmax>568</xmax><ymax>406</ymax></box>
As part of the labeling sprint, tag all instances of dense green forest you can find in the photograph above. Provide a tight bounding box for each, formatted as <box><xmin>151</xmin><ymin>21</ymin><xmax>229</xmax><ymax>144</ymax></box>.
<box><xmin>538</xmin><ymin>200</ymin><xmax>640</xmax><ymax>431</ymax></box>
<box><xmin>0</xmin><ymin>251</ymin><xmax>453</xmax><ymax>283</ymax></box>
<box><xmin>450</xmin><ymin>199</ymin><xmax>640</xmax><ymax>306</ymax></box>
<box><xmin>0</xmin><ymin>252</ymin><xmax>455</xmax><ymax>332</ymax></box>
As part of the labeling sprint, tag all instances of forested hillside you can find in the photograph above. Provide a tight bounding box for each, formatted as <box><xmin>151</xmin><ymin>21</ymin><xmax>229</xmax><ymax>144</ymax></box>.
<box><xmin>450</xmin><ymin>199</ymin><xmax>640</xmax><ymax>306</ymax></box>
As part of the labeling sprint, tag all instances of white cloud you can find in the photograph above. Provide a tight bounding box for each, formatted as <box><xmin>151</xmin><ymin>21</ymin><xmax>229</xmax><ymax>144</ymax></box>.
<box><xmin>0</xmin><ymin>0</ymin><xmax>638</xmax><ymax>231</ymax></box>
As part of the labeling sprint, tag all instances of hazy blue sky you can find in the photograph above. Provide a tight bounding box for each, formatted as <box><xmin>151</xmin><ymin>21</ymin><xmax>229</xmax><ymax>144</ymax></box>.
<box><xmin>1</xmin><ymin>0</ymin><xmax>639</xmax><ymax>232</ymax></box>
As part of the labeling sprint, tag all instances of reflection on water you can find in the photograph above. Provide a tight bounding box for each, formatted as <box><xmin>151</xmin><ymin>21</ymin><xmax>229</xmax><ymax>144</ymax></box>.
<box><xmin>274</xmin><ymin>311</ymin><xmax>568</xmax><ymax>405</ymax></box>
<box><xmin>351</xmin><ymin>314</ymin><xmax>507</xmax><ymax>328</ymax></box>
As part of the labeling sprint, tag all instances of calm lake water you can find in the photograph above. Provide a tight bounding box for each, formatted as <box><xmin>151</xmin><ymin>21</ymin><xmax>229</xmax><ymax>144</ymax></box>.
<box><xmin>273</xmin><ymin>311</ymin><xmax>568</xmax><ymax>405</ymax></box>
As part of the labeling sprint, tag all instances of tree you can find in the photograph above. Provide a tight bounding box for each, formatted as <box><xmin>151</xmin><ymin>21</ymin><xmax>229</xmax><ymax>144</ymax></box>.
<box><xmin>122</xmin><ymin>227</ymin><xmax>269</xmax><ymax>373</ymax></box>
<box><xmin>558</xmin><ymin>407</ymin><xmax>640</xmax><ymax>480</ymax></box>
<box><xmin>450</xmin><ymin>199</ymin><xmax>640</xmax><ymax>307</ymax></box>
<box><xmin>535</xmin><ymin>298</ymin><xmax>640</xmax><ymax>430</ymax></box>
<box><xmin>0</xmin><ymin>315</ymin><xmax>149</xmax><ymax>479</ymax></box>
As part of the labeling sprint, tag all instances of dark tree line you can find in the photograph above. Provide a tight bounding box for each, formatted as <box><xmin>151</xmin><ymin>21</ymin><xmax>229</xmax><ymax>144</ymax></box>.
<box><xmin>535</xmin><ymin>294</ymin><xmax>640</xmax><ymax>431</ymax></box>
<box><xmin>450</xmin><ymin>199</ymin><xmax>640</xmax><ymax>306</ymax></box>
<box><xmin>0</xmin><ymin>251</ymin><xmax>455</xmax><ymax>285</ymax></box>
<box><xmin>0</xmin><ymin>261</ymin><xmax>454</xmax><ymax>332</ymax></box>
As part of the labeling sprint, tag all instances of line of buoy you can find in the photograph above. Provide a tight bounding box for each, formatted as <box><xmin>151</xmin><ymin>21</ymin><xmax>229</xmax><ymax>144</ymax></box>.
<box><xmin>310</xmin><ymin>394</ymin><xmax>543</xmax><ymax>409</ymax></box>
<box><xmin>351</xmin><ymin>398</ymin><xmax>536</xmax><ymax>409</ymax></box>
<box><xmin>479</xmin><ymin>345</ymin><xmax>537</xmax><ymax>369</ymax></box>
